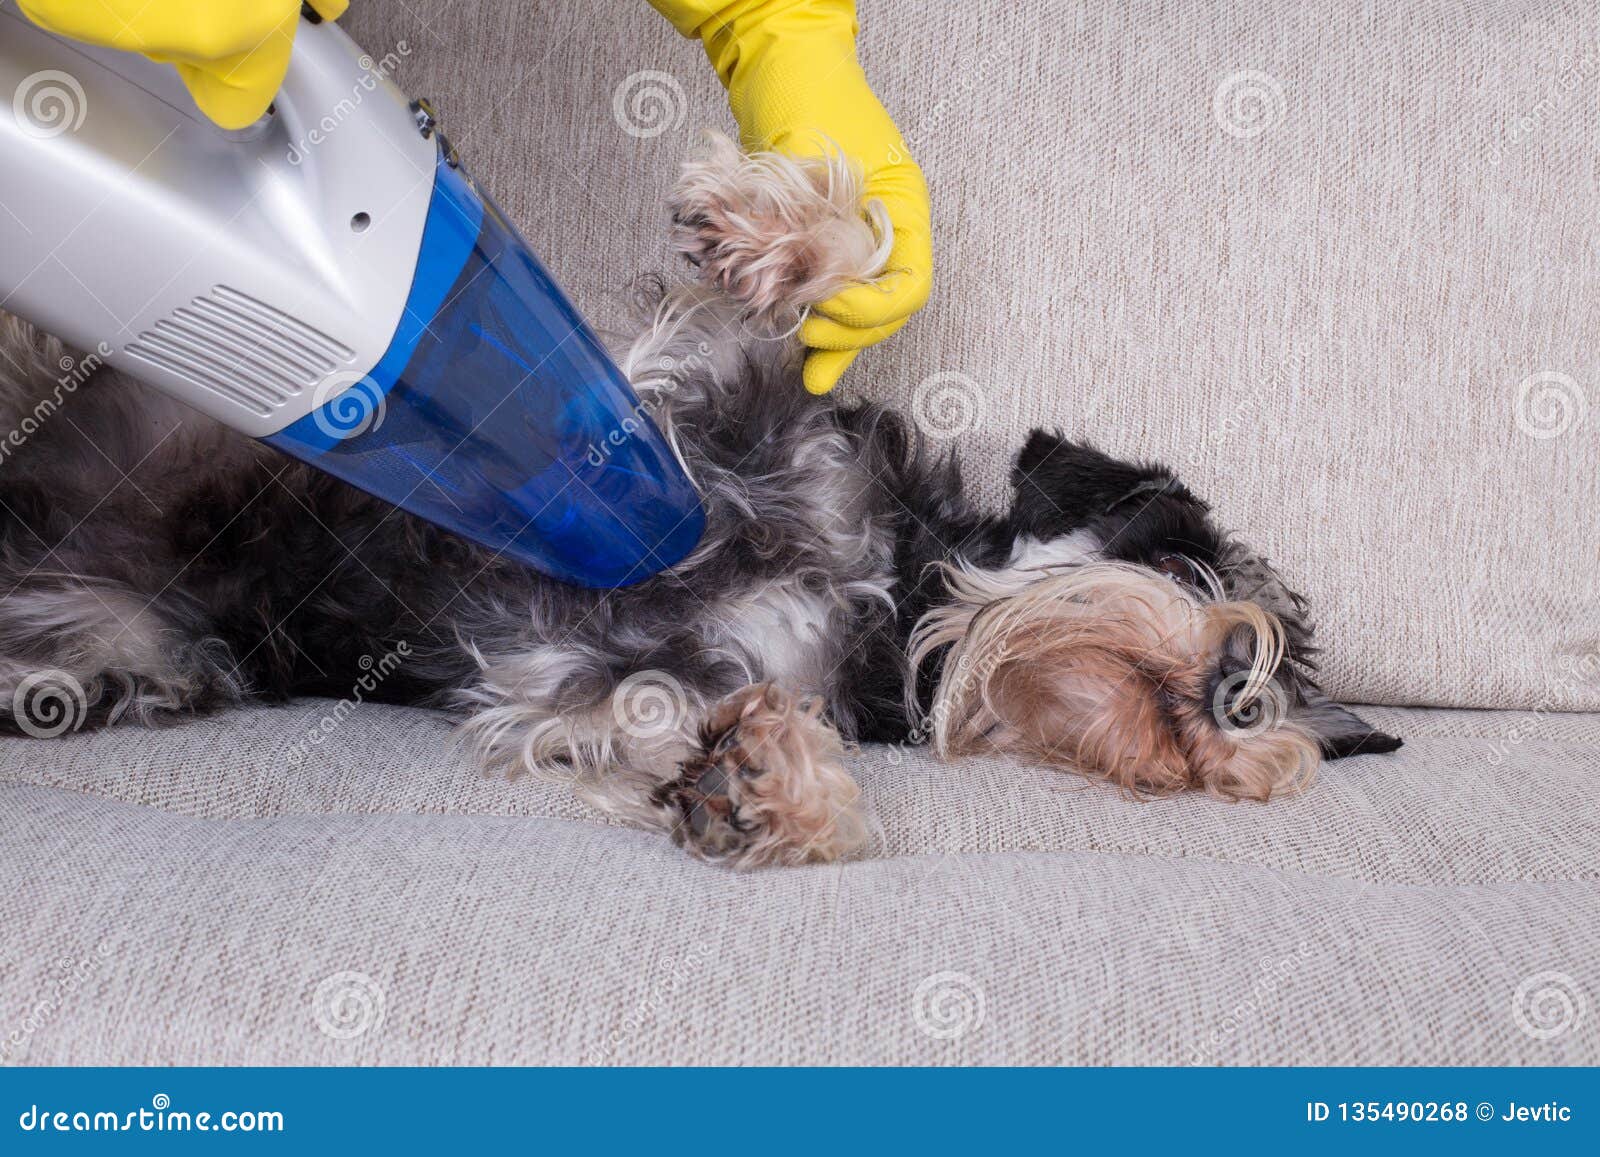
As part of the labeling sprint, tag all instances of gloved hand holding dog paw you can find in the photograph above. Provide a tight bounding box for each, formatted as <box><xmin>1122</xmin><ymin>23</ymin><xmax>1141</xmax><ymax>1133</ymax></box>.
<box><xmin>18</xmin><ymin>0</ymin><xmax>348</xmax><ymax>130</ymax></box>
<box><xmin>22</xmin><ymin>0</ymin><xmax>931</xmax><ymax>394</ymax></box>
<box><xmin>649</xmin><ymin>0</ymin><xmax>933</xmax><ymax>394</ymax></box>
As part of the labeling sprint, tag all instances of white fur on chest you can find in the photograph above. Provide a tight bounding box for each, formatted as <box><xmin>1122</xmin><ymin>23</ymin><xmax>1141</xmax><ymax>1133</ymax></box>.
<box><xmin>712</xmin><ymin>580</ymin><xmax>836</xmax><ymax>690</ymax></box>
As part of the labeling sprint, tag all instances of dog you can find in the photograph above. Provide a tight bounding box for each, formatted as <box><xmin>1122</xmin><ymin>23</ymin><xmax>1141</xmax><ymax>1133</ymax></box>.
<box><xmin>0</xmin><ymin>132</ymin><xmax>1399</xmax><ymax>868</ymax></box>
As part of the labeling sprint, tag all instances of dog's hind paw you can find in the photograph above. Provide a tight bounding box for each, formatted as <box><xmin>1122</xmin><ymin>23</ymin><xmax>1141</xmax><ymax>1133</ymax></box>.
<box><xmin>654</xmin><ymin>682</ymin><xmax>865</xmax><ymax>868</ymax></box>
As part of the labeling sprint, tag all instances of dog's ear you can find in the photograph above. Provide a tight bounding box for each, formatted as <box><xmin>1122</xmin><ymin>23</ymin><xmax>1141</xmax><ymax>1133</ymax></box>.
<box><xmin>1010</xmin><ymin>430</ymin><xmax>1212</xmax><ymax>546</ymax></box>
<box><xmin>1012</xmin><ymin>428</ymin><xmax>1068</xmax><ymax>489</ymax></box>
<box><xmin>1009</xmin><ymin>429</ymin><xmax>1085</xmax><ymax>538</ymax></box>
<box><xmin>1011</xmin><ymin>431</ymin><xmax>1186</xmax><ymax>507</ymax></box>
<box><xmin>1297</xmin><ymin>692</ymin><xmax>1403</xmax><ymax>759</ymax></box>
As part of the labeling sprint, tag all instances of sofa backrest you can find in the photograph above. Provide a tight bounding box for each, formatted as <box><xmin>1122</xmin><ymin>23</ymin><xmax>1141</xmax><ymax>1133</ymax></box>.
<box><xmin>345</xmin><ymin>0</ymin><xmax>1599</xmax><ymax>711</ymax></box>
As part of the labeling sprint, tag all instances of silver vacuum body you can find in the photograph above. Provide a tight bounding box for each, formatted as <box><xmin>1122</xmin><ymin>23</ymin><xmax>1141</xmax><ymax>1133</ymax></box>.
<box><xmin>0</xmin><ymin>6</ymin><xmax>434</xmax><ymax>436</ymax></box>
<box><xmin>0</xmin><ymin>6</ymin><xmax>705</xmax><ymax>586</ymax></box>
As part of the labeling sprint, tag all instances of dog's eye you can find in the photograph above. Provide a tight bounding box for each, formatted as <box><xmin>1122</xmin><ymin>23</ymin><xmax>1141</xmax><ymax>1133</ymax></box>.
<box><xmin>1157</xmin><ymin>554</ymin><xmax>1197</xmax><ymax>585</ymax></box>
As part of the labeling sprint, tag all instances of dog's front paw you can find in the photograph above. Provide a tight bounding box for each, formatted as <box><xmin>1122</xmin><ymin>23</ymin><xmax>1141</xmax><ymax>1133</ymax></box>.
<box><xmin>654</xmin><ymin>682</ymin><xmax>865</xmax><ymax>868</ymax></box>
<box><xmin>668</xmin><ymin>131</ymin><xmax>889</xmax><ymax>316</ymax></box>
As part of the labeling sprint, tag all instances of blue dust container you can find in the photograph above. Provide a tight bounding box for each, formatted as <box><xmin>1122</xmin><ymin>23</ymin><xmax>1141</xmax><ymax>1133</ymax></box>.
<box><xmin>267</xmin><ymin>149</ymin><xmax>706</xmax><ymax>588</ymax></box>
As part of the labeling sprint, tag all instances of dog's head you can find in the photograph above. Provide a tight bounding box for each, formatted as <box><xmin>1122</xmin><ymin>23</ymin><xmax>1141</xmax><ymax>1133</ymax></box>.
<box><xmin>911</xmin><ymin>431</ymin><xmax>1399</xmax><ymax>801</ymax></box>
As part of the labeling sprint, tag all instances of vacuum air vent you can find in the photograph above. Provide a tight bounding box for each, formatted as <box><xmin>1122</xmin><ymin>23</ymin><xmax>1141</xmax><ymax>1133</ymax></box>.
<box><xmin>124</xmin><ymin>286</ymin><xmax>355</xmax><ymax>416</ymax></box>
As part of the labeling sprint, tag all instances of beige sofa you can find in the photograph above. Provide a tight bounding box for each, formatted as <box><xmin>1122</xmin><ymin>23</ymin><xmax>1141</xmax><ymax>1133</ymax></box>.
<box><xmin>1</xmin><ymin>0</ymin><xmax>1595</xmax><ymax>1064</ymax></box>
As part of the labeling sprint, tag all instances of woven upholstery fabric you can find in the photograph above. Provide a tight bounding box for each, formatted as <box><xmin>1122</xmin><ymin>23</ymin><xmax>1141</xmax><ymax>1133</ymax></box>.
<box><xmin>339</xmin><ymin>0</ymin><xmax>1598</xmax><ymax>711</ymax></box>
<box><xmin>1</xmin><ymin>704</ymin><xmax>1596</xmax><ymax>1065</ymax></box>
<box><xmin>2</xmin><ymin>703</ymin><xmax>1597</xmax><ymax>887</ymax></box>
<box><xmin>4</xmin><ymin>0</ymin><xmax>1597</xmax><ymax>1070</ymax></box>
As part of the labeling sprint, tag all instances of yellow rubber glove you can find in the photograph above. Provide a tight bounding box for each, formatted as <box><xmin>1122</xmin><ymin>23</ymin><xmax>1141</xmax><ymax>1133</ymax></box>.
<box><xmin>18</xmin><ymin>0</ymin><xmax>349</xmax><ymax>131</ymax></box>
<box><xmin>649</xmin><ymin>0</ymin><xmax>932</xmax><ymax>393</ymax></box>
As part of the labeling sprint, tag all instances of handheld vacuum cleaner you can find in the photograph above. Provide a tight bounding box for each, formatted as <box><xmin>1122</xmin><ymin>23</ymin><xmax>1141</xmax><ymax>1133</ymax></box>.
<box><xmin>0</xmin><ymin>6</ymin><xmax>705</xmax><ymax>587</ymax></box>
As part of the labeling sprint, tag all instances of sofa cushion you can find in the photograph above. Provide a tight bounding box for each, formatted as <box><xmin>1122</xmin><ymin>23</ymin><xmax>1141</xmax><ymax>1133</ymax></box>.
<box><xmin>337</xmin><ymin>0</ymin><xmax>1598</xmax><ymax>712</ymax></box>
<box><xmin>1</xmin><ymin>705</ymin><xmax>1595</xmax><ymax>1065</ymax></box>
<box><xmin>1</xmin><ymin>702</ymin><xmax>1596</xmax><ymax>887</ymax></box>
